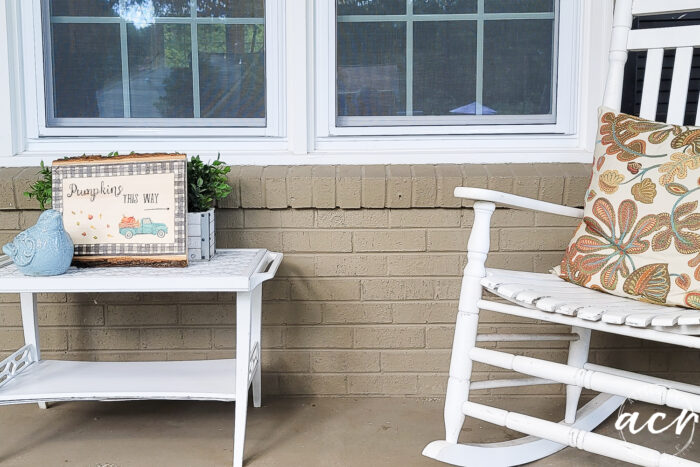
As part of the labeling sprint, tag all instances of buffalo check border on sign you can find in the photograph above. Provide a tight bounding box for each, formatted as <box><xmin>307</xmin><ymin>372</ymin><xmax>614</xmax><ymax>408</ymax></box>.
<box><xmin>52</xmin><ymin>153</ymin><xmax>188</xmax><ymax>267</ymax></box>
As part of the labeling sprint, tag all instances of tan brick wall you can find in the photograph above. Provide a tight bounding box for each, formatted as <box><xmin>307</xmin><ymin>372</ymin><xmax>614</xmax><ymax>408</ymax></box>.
<box><xmin>0</xmin><ymin>164</ymin><xmax>697</xmax><ymax>398</ymax></box>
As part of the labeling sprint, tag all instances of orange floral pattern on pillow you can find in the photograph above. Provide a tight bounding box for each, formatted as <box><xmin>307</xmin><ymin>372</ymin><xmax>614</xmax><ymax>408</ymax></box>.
<box><xmin>559</xmin><ymin>108</ymin><xmax>700</xmax><ymax>309</ymax></box>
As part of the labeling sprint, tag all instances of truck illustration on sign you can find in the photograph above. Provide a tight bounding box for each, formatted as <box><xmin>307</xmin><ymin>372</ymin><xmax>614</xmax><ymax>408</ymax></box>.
<box><xmin>118</xmin><ymin>217</ymin><xmax>168</xmax><ymax>239</ymax></box>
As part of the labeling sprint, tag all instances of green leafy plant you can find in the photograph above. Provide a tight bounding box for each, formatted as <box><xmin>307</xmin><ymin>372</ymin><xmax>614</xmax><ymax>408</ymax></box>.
<box><xmin>23</xmin><ymin>161</ymin><xmax>53</xmax><ymax>210</ymax></box>
<box><xmin>187</xmin><ymin>155</ymin><xmax>232</xmax><ymax>213</ymax></box>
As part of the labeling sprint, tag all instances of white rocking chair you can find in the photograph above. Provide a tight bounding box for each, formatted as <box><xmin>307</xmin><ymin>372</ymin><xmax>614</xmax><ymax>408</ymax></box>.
<box><xmin>423</xmin><ymin>1</ymin><xmax>700</xmax><ymax>466</ymax></box>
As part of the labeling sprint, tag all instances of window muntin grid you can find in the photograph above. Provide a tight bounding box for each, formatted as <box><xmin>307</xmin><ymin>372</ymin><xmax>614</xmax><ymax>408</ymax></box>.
<box><xmin>43</xmin><ymin>0</ymin><xmax>266</xmax><ymax>128</ymax></box>
<box><xmin>335</xmin><ymin>0</ymin><xmax>558</xmax><ymax>127</ymax></box>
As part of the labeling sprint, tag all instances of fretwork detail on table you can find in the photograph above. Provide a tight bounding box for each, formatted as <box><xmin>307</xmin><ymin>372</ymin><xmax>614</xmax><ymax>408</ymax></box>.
<box><xmin>0</xmin><ymin>345</ymin><xmax>35</xmax><ymax>389</ymax></box>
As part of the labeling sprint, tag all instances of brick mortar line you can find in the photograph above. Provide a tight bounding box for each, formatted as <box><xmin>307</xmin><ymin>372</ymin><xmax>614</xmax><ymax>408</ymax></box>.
<box><xmin>35</xmin><ymin>326</ymin><xmax>435</xmax><ymax>338</ymax></box>
<box><xmin>219</xmin><ymin>228</ymin><xmax>473</xmax><ymax>232</ymax></box>
<box><xmin>277</xmin><ymin>252</ymin><xmax>540</xmax><ymax>256</ymax></box>
<box><xmin>239</xmin><ymin>394</ymin><xmax>572</xmax><ymax>399</ymax></box>
<box><xmin>11</xmin><ymin>301</ymin><xmax>466</xmax><ymax>306</ymax></box>
<box><xmin>283</xmin><ymin>276</ymin><xmax>469</xmax><ymax>280</ymax></box>
<box><xmin>15</xmin><ymin>298</ymin><xmax>558</xmax><ymax>305</ymax></box>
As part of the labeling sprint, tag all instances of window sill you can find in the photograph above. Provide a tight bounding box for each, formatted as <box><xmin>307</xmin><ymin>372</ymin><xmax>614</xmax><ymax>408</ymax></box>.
<box><xmin>3</xmin><ymin>132</ymin><xmax>594</xmax><ymax>167</ymax></box>
<box><xmin>3</xmin><ymin>149</ymin><xmax>593</xmax><ymax>167</ymax></box>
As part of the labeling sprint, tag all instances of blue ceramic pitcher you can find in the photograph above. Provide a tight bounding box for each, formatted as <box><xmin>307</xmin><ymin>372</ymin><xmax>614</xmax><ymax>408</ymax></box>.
<box><xmin>2</xmin><ymin>210</ymin><xmax>74</xmax><ymax>276</ymax></box>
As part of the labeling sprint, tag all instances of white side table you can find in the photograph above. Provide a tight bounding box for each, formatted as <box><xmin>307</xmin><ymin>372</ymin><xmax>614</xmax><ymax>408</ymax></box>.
<box><xmin>0</xmin><ymin>248</ymin><xmax>282</xmax><ymax>467</ymax></box>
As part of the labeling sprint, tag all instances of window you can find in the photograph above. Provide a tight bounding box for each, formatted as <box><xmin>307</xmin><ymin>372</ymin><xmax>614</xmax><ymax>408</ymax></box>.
<box><xmin>44</xmin><ymin>0</ymin><xmax>265</xmax><ymax>128</ymax></box>
<box><xmin>4</xmin><ymin>0</ymin><xmax>605</xmax><ymax>162</ymax></box>
<box><xmin>336</xmin><ymin>0</ymin><xmax>557</xmax><ymax>127</ymax></box>
<box><xmin>317</xmin><ymin>0</ymin><xmax>582</xmax><ymax>139</ymax></box>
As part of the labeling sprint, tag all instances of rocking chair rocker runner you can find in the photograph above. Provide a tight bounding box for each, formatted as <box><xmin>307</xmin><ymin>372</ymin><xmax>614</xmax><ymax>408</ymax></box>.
<box><xmin>423</xmin><ymin>1</ymin><xmax>700</xmax><ymax>466</ymax></box>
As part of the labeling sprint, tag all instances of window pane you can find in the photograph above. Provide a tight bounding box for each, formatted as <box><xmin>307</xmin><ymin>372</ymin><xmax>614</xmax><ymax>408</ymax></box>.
<box><xmin>337</xmin><ymin>0</ymin><xmax>405</xmax><ymax>16</ymax></box>
<box><xmin>414</xmin><ymin>0</ymin><xmax>477</xmax><ymax>15</ymax></box>
<box><xmin>337</xmin><ymin>22</ymin><xmax>406</xmax><ymax>117</ymax></box>
<box><xmin>50</xmin><ymin>0</ymin><xmax>119</xmax><ymax>16</ymax></box>
<box><xmin>198</xmin><ymin>24</ymin><xmax>265</xmax><ymax>118</ymax></box>
<box><xmin>51</xmin><ymin>23</ymin><xmax>124</xmax><ymax>118</ymax></box>
<box><xmin>335</xmin><ymin>1</ymin><xmax>558</xmax><ymax>125</ymax></box>
<box><xmin>52</xmin><ymin>1</ymin><xmax>193</xmax><ymax>18</ymax></box>
<box><xmin>197</xmin><ymin>0</ymin><xmax>264</xmax><ymax>18</ymax></box>
<box><xmin>128</xmin><ymin>24</ymin><xmax>193</xmax><ymax>118</ymax></box>
<box><xmin>44</xmin><ymin>0</ymin><xmax>266</xmax><ymax>125</ymax></box>
<box><xmin>483</xmin><ymin>19</ymin><xmax>554</xmax><ymax>114</ymax></box>
<box><xmin>413</xmin><ymin>21</ymin><xmax>477</xmax><ymax>116</ymax></box>
<box><xmin>151</xmin><ymin>0</ymin><xmax>192</xmax><ymax>17</ymax></box>
<box><xmin>484</xmin><ymin>0</ymin><xmax>554</xmax><ymax>13</ymax></box>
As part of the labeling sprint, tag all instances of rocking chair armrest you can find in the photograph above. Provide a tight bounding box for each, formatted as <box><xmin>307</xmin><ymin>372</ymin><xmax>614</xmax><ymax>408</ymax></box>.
<box><xmin>454</xmin><ymin>187</ymin><xmax>584</xmax><ymax>218</ymax></box>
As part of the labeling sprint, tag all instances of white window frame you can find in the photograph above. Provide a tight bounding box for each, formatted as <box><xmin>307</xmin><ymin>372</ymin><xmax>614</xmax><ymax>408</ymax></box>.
<box><xmin>15</xmin><ymin>0</ymin><xmax>285</xmax><ymax>142</ymax></box>
<box><xmin>316</xmin><ymin>0</ymin><xmax>578</xmax><ymax>137</ymax></box>
<box><xmin>42</xmin><ymin>2</ymin><xmax>268</xmax><ymax>129</ymax></box>
<box><xmin>29</xmin><ymin>0</ymin><xmax>283</xmax><ymax>137</ymax></box>
<box><xmin>0</xmin><ymin>0</ymin><xmax>611</xmax><ymax>165</ymax></box>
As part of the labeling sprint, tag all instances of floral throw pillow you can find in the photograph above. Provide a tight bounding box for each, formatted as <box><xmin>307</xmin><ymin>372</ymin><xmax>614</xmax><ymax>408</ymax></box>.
<box><xmin>558</xmin><ymin>107</ymin><xmax>700</xmax><ymax>309</ymax></box>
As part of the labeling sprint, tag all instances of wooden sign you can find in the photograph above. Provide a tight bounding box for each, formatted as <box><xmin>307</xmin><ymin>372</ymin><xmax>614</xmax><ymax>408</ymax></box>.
<box><xmin>52</xmin><ymin>153</ymin><xmax>188</xmax><ymax>267</ymax></box>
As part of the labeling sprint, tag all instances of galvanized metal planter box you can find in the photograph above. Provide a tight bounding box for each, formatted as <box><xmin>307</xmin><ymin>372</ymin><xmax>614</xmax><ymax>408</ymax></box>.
<box><xmin>187</xmin><ymin>209</ymin><xmax>216</xmax><ymax>261</ymax></box>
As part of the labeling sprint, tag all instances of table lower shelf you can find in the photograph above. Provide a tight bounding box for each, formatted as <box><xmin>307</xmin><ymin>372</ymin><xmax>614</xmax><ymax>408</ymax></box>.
<box><xmin>0</xmin><ymin>359</ymin><xmax>238</xmax><ymax>404</ymax></box>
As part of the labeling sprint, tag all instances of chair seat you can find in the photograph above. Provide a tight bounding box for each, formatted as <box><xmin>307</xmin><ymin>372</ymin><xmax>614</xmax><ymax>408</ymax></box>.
<box><xmin>482</xmin><ymin>268</ymin><xmax>700</xmax><ymax>335</ymax></box>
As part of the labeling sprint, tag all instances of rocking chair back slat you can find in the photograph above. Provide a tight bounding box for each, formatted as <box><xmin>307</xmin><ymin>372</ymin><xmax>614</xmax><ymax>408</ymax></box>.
<box><xmin>639</xmin><ymin>48</ymin><xmax>664</xmax><ymax>119</ymax></box>
<box><xmin>627</xmin><ymin>25</ymin><xmax>700</xmax><ymax>50</ymax></box>
<box><xmin>633</xmin><ymin>0</ymin><xmax>700</xmax><ymax>16</ymax></box>
<box><xmin>667</xmin><ymin>46</ymin><xmax>695</xmax><ymax>124</ymax></box>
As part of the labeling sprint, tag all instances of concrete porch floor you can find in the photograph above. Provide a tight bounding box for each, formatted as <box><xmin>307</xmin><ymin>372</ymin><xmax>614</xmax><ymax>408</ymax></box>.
<box><xmin>0</xmin><ymin>397</ymin><xmax>697</xmax><ymax>466</ymax></box>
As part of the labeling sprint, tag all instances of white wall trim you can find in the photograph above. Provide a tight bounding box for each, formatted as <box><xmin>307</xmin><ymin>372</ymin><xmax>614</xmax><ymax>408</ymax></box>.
<box><xmin>0</xmin><ymin>0</ymin><xmax>26</xmax><ymax>158</ymax></box>
<box><xmin>1</xmin><ymin>149</ymin><xmax>592</xmax><ymax>168</ymax></box>
<box><xmin>14</xmin><ymin>0</ymin><xmax>287</xmax><ymax>138</ymax></box>
<box><xmin>0</xmin><ymin>2</ymin><xmax>15</xmax><ymax>158</ymax></box>
<box><xmin>580</xmin><ymin>0</ymin><xmax>613</xmax><ymax>154</ymax></box>
<box><xmin>285</xmin><ymin>0</ymin><xmax>308</xmax><ymax>154</ymax></box>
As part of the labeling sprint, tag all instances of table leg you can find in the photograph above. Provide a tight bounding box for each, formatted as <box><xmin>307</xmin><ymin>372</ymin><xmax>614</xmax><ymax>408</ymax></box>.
<box><xmin>234</xmin><ymin>291</ymin><xmax>253</xmax><ymax>467</ymax></box>
<box><xmin>251</xmin><ymin>285</ymin><xmax>262</xmax><ymax>408</ymax></box>
<box><xmin>20</xmin><ymin>293</ymin><xmax>47</xmax><ymax>410</ymax></box>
